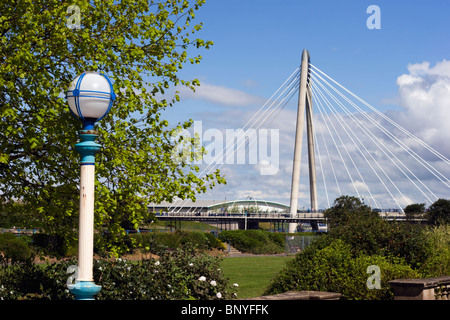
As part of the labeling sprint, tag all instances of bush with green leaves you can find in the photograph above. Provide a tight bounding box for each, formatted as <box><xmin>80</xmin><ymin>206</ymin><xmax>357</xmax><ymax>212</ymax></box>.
<box><xmin>324</xmin><ymin>196</ymin><xmax>438</xmax><ymax>270</ymax></box>
<box><xmin>265</xmin><ymin>196</ymin><xmax>448</xmax><ymax>299</ymax></box>
<box><xmin>0</xmin><ymin>0</ymin><xmax>225</xmax><ymax>258</ymax></box>
<box><xmin>127</xmin><ymin>230</ymin><xmax>225</xmax><ymax>255</ymax></box>
<box><xmin>427</xmin><ymin>199</ymin><xmax>450</xmax><ymax>226</ymax></box>
<box><xmin>218</xmin><ymin>229</ymin><xmax>285</xmax><ymax>254</ymax></box>
<box><xmin>0</xmin><ymin>245</ymin><xmax>237</xmax><ymax>300</ymax></box>
<box><xmin>0</xmin><ymin>233</ymin><xmax>31</xmax><ymax>265</ymax></box>
<box><xmin>96</xmin><ymin>246</ymin><xmax>235</xmax><ymax>300</ymax></box>
<box><xmin>264</xmin><ymin>238</ymin><xmax>420</xmax><ymax>300</ymax></box>
<box><xmin>419</xmin><ymin>225</ymin><xmax>450</xmax><ymax>277</ymax></box>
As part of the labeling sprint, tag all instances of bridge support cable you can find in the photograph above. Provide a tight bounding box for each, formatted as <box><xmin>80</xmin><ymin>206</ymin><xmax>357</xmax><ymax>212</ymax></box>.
<box><xmin>309</xmin><ymin>87</ymin><xmax>342</xmax><ymax>199</ymax></box>
<box><xmin>309</xmin><ymin>90</ymin><xmax>332</xmax><ymax>208</ymax></box>
<box><xmin>310</xmin><ymin>77</ymin><xmax>403</xmax><ymax>210</ymax></box>
<box><xmin>309</xmin><ymin>79</ymin><xmax>372</xmax><ymax>202</ymax></box>
<box><xmin>310</xmin><ymin>67</ymin><xmax>444</xmax><ymax>198</ymax></box>
<box><xmin>309</xmin><ymin>79</ymin><xmax>384</xmax><ymax>209</ymax></box>
<box><xmin>310</xmin><ymin>70</ymin><xmax>429</xmax><ymax>210</ymax></box>
<box><xmin>167</xmin><ymin>67</ymin><xmax>301</xmax><ymax>213</ymax></box>
<box><xmin>311</xmin><ymin>68</ymin><xmax>446</xmax><ymax>193</ymax></box>
<box><xmin>309</xmin><ymin>83</ymin><xmax>360</xmax><ymax>198</ymax></box>
<box><xmin>310</xmin><ymin>70</ymin><xmax>437</xmax><ymax>206</ymax></box>
<box><xmin>308</xmin><ymin>63</ymin><xmax>450</xmax><ymax>209</ymax></box>
<box><xmin>310</xmin><ymin>64</ymin><xmax>450</xmax><ymax>176</ymax></box>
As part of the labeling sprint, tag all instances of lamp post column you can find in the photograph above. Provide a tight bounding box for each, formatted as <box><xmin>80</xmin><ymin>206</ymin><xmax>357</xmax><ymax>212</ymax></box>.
<box><xmin>66</xmin><ymin>71</ymin><xmax>115</xmax><ymax>300</ymax></box>
<box><xmin>69</xmin><ymin>129</ymin><xmax>102</xmax><ymax>300</ymax></box>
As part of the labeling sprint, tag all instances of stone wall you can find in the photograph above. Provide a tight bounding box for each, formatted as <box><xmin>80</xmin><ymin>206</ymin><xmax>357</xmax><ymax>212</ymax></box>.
<box><xmin>245</xmin><ymin>291</ymin><xmax>342</xmax><ymax>300</ymax></box>
<box><xmin>389</xmin><ymin>276</ymin><xmax>450</xmax><ymax>300</ymax></box>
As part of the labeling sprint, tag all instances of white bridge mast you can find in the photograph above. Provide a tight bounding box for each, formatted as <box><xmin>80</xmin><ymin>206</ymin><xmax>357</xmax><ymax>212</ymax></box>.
<box><xmin>289</xmin><ymin>49</ymin><xmax>317</xmax><ymax>233</ymax></box>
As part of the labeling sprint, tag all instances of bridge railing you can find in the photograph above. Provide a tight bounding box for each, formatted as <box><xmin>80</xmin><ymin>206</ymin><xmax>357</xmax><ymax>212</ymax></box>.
<box><xmin>155</xmin><ymin>211</ymin><xmax>326</xmax><ymax>219</ymax></box>
<box><xmin>154</xmin><ymin>211</ymin><xmax>414</xmax><ymax>220</ymax></box>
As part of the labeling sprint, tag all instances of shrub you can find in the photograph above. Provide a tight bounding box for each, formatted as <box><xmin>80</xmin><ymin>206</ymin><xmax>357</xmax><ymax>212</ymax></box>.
<box><xmin>0</xmin><ymin>233</ymin><xmax>31</xmax><ymax>265</ymax></box>
<box><xmin>419</xmin><ymin>225</ymin><xmax>450</xmax><ymax>277</ymax></box>
<box><xmin>32</xmin><ymin>233</ymin><xmax>77</xmax><ymax>258</ymax></box>
<box><xmin>326</xmin><ymin>200</ymin><xmax>433</xmax><ymax>269</ymax></box>
<box><xmin>0</xmin><ymin>246</ymin><xmax>238</xmax><ymax>300</ymax></box>
<box><xmin>379</xmin><ymin>223</ymin><xmax>431</xmax><ymax>269</ymax></box>
<box><xmin>0</xmin><ymin>258</ymin><xmax>47</xmax><ymax>299</ymax></box>
<box><xmin>427</xmin><ymin>198</ymin><xmax>450</xmax><ymax>226</ymax></box>
<box><xmin>135</xmin><ymin>230</ymin><xmax>225</xmax><ymax>254</ymax></box>
<box><xmin>95</xmin><ymin>246</ymin><xmax>235</xmax><ymax>300</ymax></box>
<box><xmin>264</xmin><ymin>238</ymin><xmax>420</xmax><ymax>300</ymax></box>
<box><xmin>218</xmin><ymin>229</ymin><xmax>285</xmax><ymax>254</ymax></box>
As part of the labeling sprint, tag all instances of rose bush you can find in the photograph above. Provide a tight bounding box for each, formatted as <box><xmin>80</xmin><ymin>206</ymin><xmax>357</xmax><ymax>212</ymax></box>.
<box><xmin>0</xmin><ymin>245</ymin><xmax>238</xmax><ymax>300</ymax></box>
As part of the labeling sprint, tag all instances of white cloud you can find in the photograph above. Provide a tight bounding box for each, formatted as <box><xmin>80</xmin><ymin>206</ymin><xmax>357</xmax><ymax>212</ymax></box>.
<box><xmin>193</xmin><ymin>61</ymin><xmax>450</xmax><ymax>210</ymax></box>
<box><xmin>394</xmin><ymin>59</ymin><xmax>450</xmax><ymax>157</ymax></box>
<box><xmin>178</xmin><ymin>82</ymin><xmax>264</xmax><ymax>107</ymax></box>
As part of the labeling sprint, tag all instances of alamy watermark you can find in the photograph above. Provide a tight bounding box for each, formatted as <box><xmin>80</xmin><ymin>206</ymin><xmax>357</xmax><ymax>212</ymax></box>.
<box><xmin>67</xmin><ymin>5</ymin><xmax>81</xmax><ymax>30</ymax></box>
<box><xmin>366</xmin><ymin>265</ymin><xmax>381</xmax><ymax>289</ymax></box>
<box><xmin>66</xmin><ymin>265</ymin><xmax>78</xmax><ymax>288</ymax></box>
<box><xmin>366</xmin><ymin>5</ymin><xmax>381</xmax><ymax>30</ymax></box>
<box><xmin>170</xmin><ymin>121</ymin><xmax>280</xmax><ymax>176</ymax></box>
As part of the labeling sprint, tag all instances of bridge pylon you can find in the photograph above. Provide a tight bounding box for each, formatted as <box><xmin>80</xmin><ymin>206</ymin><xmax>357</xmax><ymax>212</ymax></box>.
<box><xmin>289</xmin><ymin>49</ymin><xmax>318</xmax><ymax>233</ymax></box>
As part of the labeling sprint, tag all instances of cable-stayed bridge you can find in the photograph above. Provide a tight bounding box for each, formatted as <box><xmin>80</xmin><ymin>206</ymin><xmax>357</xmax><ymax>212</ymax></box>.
<box><xmin>158</xmin><ymin>49</ymin><xmax>450</xmax><ymax>230</ymax></box>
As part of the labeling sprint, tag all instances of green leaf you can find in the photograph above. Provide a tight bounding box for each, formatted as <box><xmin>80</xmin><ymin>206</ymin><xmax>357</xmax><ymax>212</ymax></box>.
<box><xmin>0</xmin><ymin>0</ymin><xmax>223</xmax><ymax>256</ymax></box>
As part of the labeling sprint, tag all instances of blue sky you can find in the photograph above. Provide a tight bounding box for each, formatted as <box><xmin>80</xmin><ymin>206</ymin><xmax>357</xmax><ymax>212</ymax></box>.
<box><xmin>161</xmin><ymin>0</ymin><xmax>450</xmax><ymax>209</ymax></box>
<box><xmin>177</xmin><ymin>0</ymin><xmax>450</xmax><ymax>105</ymax></box>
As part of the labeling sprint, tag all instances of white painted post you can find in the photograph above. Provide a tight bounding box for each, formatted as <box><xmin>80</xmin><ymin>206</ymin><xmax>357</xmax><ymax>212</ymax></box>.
<box><xmin>77</xmin><ymin>164</ymin><xmax>96</xmax><ymax>281</ymax></box>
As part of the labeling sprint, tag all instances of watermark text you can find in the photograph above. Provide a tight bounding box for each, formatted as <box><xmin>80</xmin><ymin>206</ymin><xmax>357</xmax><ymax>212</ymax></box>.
<box><xmin>171</xmin><ymin>121</ymin><xmax>279</xmax><ymax>176</ymax></box>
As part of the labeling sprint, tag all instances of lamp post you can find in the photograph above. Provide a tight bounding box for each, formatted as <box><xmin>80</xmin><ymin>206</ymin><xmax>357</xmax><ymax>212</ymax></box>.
<box><xmin>66</xmin><ymin>71</ymin><xmax>115</xmax><ymax>300</ymax></box>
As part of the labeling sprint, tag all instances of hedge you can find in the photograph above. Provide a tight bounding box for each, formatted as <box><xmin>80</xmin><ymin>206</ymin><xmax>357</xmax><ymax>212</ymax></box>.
<box><xmin>0</xmin><ymin>233</ymin><xmax>31</xmax><ymax>265</ymax></box>
<box><xmin>130</xmin><ymin>230</ymin><xmax>226</xmax><ymax>254</ymax></box>
<box><xmin>0</xmin><ymin>246</ymin><xmax>237</xmax><ymax>300</ymax></box>
<box><xmin>218</xmin><ymin>229</ymin><xmax>285</xmax><ymax>254</ymax></box>
<box><xmin>264</xmin><ymin>238</ymin><xmax>421</xmax><ymax>300</ymax></box>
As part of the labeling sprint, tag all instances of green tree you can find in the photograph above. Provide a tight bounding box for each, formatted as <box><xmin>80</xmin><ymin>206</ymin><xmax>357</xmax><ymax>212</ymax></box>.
<box><xmin>323</xmin><ymin>195</ymin><xmax>373</xmax><ymax>229</ymax></box>
<box><xmin>0</xmin><ymin>0</ymin><xmax>224</xmax><ymax>256</ymax></box>
<box><xmin>0</xmin><ymin>233</ymin><xmax>31</xmax><ymax>265</ymax></box>
<box><xmin>324</xmin><ymin>196</ymin><xmax>430</xmax><ymax>264</ymax></box>
<box><xmin>404</xmin><ymin>203</ymin><xmax>425</xmax><ymax>222</ymax></box>
<box><xmin>264</xmin><ymin>238</ymin><xmax>420</xmax><ymax>300</ymax></box>
<box><xmin>427</xmin><ymin>199</ymin><xmax>450</xmax><ymax>226</ymax></box>
<box><xmin>420</xmin><ymin>225</ymin><xmax>450</xmax><ymax>277</ymax></box>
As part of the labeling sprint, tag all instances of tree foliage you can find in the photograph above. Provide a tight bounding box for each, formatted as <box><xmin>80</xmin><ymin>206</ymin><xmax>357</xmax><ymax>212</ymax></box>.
<box><xmin>324</xmin><ymin>196</ymin><xmax>431</xmax><ymax>267</ymax></box>
<box><xmin>404</xmin><ymin>203</ymin><xmax>425</xmax><ymax>221</ymax></box>
<box><xmin>323</xmin><ymin>195</ymin><xmax>374</xmax><ymax>229</ymax></box>
<box><xmin>266</xmin><ymin>196</ymin><xmax>450</xmax><ymax>299</ymax></box>
<box><xmin>0</xmin><ymin>246</ymin><xmax>238</xmax><ymax>300</ymax></box>
<box><xmin>0</xmin><ymin>0</ymin><xmax>225</xmax><ymax>255</ymax></box>
<box><xmin>264</xmin><ymin>238</ymin><xmax>420</xmax><ymax>300</ymax></box>
<box><xmin>427</xmin><ymin>199</ymin><xmax>450</xmax><ymax>226</ymax></box>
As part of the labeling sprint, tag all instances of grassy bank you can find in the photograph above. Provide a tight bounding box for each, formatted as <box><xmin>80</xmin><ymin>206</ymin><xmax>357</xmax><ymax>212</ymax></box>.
<box><xmin>220</xmin><ymin>256</ymin><xmax>294</xmax><ymax>298</ymax></box>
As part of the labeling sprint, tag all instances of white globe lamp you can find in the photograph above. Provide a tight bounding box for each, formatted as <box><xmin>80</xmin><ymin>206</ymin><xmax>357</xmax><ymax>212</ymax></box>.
<box><xmin>66</xmin><ymin>71</ymin><xmax>115</xmax><ymax>130</ymax></box>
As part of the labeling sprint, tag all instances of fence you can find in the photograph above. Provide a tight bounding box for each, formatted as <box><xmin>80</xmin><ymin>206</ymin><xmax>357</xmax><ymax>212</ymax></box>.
<box><xmin>285</xmin><ymin>235</ymin><xmax>318</xmax><ymax>254</ymax></box>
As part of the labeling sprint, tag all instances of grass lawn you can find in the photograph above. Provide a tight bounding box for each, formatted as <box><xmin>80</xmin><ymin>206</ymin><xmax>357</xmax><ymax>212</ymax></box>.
<box><xmin>220</xmin><ymin>255</ymin><xmax>294</xmax><ymax>299</ymax></box>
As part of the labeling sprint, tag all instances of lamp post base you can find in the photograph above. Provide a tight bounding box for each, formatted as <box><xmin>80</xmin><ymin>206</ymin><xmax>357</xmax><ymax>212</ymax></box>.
<box><xmin>69</xmin><ymin>281</ymin><xmax>102</xmax><ymax>300</ymax></box>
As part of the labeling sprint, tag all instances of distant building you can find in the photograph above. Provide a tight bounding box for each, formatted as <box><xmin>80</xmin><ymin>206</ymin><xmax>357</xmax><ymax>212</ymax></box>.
<box><xmin>148</xmin><ymin>198</ymin><xmax>289</xmax><ymax>215</ymax></box>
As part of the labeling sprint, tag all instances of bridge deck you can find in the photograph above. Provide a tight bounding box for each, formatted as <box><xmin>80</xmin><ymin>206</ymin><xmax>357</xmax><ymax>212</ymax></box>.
<box><xmin>154</xmin><ymin>212</ymin><xmax>420</xmax><ymax>223</ymax></box>
<box><xmin>156</xmin><ymin>214</ymin><xmax>324</xmax><ymax>223</ymax></box>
